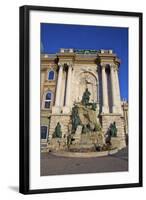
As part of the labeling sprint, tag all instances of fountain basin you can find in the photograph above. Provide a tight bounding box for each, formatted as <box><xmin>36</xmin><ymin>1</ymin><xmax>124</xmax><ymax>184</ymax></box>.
<box><xmin>50</xmin><ymin>148</ymin><xmax>118</xmax><ymax>158</ymax></box>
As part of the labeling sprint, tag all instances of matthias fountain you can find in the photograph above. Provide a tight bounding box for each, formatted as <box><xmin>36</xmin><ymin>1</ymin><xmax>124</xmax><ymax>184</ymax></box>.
<box><xmin>47</xmin><ymin>88</ymin><xmax>118</xmax><ymax>157</ymax></box>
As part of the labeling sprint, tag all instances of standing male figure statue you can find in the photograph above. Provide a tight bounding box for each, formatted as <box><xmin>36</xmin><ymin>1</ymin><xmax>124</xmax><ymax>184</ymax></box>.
<box><xmin>82</xmin><ymin>88</ymin><xmax>91</xmax><ymax>106</ymax></box>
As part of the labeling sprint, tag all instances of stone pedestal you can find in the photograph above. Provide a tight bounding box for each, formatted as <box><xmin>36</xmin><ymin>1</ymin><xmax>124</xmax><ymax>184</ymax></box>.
<box><xmin>62</xmin><ymin>106</ymin><xmax>71</xmax><ymax>114</ymax></box>
<box><xmin>112</xmin><ymin>106</ymin><xmax>117</xmax><ymax>113</ymax></box>
<box><xmin>52</xmin><ymin>106</ymin><xmax>61</xmax><ymax>114</ymax></box>
<box><xmin>102</xmin><ymin>105</ymin><xmax>109</xmax><ymax>114</ymax></box>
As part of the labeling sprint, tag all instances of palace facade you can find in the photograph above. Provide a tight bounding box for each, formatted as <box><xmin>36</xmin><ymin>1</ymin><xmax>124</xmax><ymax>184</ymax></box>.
<box><xmin>40</xmin><ymin>48</ymin><xmax>128</xmax><ymax>151</ymax></box>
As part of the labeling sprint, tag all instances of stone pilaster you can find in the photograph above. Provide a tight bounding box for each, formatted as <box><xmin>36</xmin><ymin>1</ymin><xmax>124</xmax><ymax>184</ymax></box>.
<box><xmin>101</xmin><ymin>64</ymin><xmax>109</xmax><ymax>113</ymax></box>
<box><xmin>40</xmin><ymin>71</ymin><xmax>45</xmax><ymax>103</ymax></box>
<box><xmin>62</xmin><ymin>64</ymin><xmax>73</xmax><ymax>114</ymax></box>
<box><xmin>115</xmin><ymin>66</ymin><xmax>122</xmax><ymax>114</ymax></box>
<box><xmin>52</xmin><ymin>64</ymin><xmax>63</xmax><ymax>113</ymax></box>
<box><xmin>110</xmin><ymin>65</ymin><xmax>117</xmax><ymax>113</ymax></box>
<box><xmin>66</xmin><ymin>65</ymin><xmax>72</xmax><ymax>106</ymax></box>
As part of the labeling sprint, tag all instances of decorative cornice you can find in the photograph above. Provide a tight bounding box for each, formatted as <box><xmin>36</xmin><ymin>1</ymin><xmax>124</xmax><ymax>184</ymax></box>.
<box><xmin>41</xmin><ymin>49</ymin><xmax>121</xmax><ymax>67</ymax></box>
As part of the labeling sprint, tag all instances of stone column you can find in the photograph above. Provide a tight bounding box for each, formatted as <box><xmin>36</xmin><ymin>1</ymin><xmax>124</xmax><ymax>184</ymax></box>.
<box><xmin>66</xmin><ymin>65</ymin><xmax>72</xmax><ymax>106</ymax></box>
<box><xmin>115</xmin><ymin>67</ymin><xmax>122</xmax><ymax>113</ymax></box>
<box><xmin>110</xmin><ymin>65</ymin><xmax>117</xmax><ymax>113</ymax></box>
<box><xmin>40</xmin><ymin>71</ymin><xmax>45</xmax><ymax>103</ymax></box>
<box><xmin>63</xmin><ymin>64</ymin><xmax>73</xmax><ymax>113</ymax></box>
<box><xmin>52</xmin><ymin>64</ymin><xmax>63</xmax><ymax>113</ymax></box>
<box><xmin>101</xmin><ymin>64</ymin><xmax>109</xmax><ymax>113</ymax></box>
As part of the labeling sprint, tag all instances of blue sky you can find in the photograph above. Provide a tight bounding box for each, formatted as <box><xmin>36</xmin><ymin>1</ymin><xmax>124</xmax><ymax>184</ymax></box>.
<box><xmin>41</xmin><ymin>23</ymin><xmax>128</xmax><ymax>100</ymax></box>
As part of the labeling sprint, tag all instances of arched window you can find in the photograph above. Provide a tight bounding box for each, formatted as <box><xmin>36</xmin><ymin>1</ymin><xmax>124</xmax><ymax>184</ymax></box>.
<box><xmin>44</xmin><ymin>91</ymin><xmax>52</xmax><ymax>108</ymax></box>
<box><xmin>48</xmin><ymin>70</ymin><xmax>55</xmax><ymax>80</ymax></box>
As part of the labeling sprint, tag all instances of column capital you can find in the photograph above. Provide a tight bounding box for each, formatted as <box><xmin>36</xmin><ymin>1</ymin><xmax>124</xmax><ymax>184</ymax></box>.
<box><xmin>115</xmin><ymin>64</ymin><xmax>119</xmax><ymax>71</ymax></box>
<box><xmin>57</xmin><ymin>63</ymin><xmax>64</xmax><ymax>72</ymax></box>
<box><xmin>58</xmin><ymin>62</ymin><xmax>73</xmax><ymax>71</ymax></box>
<box><xmin>68</xmin><ymin>63</ymin><xmax>73</xmax><ymax>70</ymax></box>
<box><xmin>64</xmin><ymin>62</ymin><xmax>73</xmax><ymax>71</ymax></box>
<box><xmin>110</xmin><ymin>63</ymin><xmax>118</xmax><ymax>71</ymax></box>
<box><xmin>100</xmin><ymin>63</ymin><xmax>107</xmax><ymax>68</ymax></box>
<box><xmin>58</xmin><ymin>63</ymin><xmax>64</xmax><ymax>68</ymax></box>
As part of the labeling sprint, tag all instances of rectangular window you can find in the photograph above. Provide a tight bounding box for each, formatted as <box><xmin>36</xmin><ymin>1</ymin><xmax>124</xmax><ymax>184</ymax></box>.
<box><xmin>41</xmin><ymin>126</ymin><xmax>48</xmax><ymax>139</ymax></box>
<box><xmin>44</xmin><ymin>101</ymin><xmax>51</xmax><ymax>108</ymax></box>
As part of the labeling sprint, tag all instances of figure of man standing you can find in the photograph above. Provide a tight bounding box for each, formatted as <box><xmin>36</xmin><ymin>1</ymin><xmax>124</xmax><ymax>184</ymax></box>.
<box><xmin>82</xmin><ymin>88</ymin><xmax>91</xmax><ymax>106</ymax></box>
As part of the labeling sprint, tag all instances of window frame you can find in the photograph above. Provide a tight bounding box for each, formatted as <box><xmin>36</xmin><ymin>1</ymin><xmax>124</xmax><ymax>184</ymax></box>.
<box><xmin>48</xmin><ymin>69</ymin><xmax>55</xmax><ymax>81</ymax></box>
<box><xmin>43</xmin><ymin>91</ymin><xmax>53</xmax><ymax>109</ymax></box>
<box><xmin>40</xmin><ymin>125</ymin><xmax>48</xmax><ymax>140</ymax></box>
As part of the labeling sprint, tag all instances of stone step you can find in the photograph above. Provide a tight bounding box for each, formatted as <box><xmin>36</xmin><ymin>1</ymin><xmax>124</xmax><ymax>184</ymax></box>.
<box><xmin>41</xmin><ymin>147</ymin><xmax>47</xmax><ymax>149</ymax></box>
<box><xmin>41</xmin><ymin>144</ymin><xmax>47</xmax><ymax>147</ymax></box>
<box><xmin>41</xmin><ymin>144</ymin><xmax>48</xmax><ymax>152</ymax></box>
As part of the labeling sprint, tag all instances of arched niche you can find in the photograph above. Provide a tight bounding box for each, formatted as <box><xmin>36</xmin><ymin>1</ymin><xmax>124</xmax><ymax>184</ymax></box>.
<box><xmin>76</xmin><ymin>71</ymin><xmax>98</xmax><ymax>103</ymax></box>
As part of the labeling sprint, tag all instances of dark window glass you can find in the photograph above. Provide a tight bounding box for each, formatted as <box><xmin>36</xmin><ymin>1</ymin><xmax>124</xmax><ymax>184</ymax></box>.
<box><xmin>45</xmin><ymin>101</ymin><xmax>51</xmax><ymax>108</ymax></box>
<box><xmin>41</xmin><ymin>126</ymin><xmax>47</xmax><ymax>139</ymax></box>
<box><xmin>48</xmin><ymin>70</ymin><xmax>54</xmax><ymax>80</ymax></box>
<box><xmin>46</xmin><ymin>92</ymin><xmax>51</xmax><ymax>100</ymax></box>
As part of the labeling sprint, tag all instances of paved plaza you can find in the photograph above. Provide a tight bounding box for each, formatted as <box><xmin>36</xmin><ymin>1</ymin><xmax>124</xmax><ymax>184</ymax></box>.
<box><xmin>41</xmin><ymin>148</ymin><xmax>128</xmax><ymax>176</ymax></box>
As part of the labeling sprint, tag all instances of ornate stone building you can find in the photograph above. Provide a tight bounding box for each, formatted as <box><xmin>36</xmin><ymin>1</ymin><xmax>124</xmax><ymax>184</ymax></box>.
<box><xmin>40</xmin><ymin>48</ymin><xmax>128</xmax><ymax>150</ymax></box>
<box><xmin>121</xmin><ymin>100</ymin><xmax>128</xmax><ymax>144</ymax></box>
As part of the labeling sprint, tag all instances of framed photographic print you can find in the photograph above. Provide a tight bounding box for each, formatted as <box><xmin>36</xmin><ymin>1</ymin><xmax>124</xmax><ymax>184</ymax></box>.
<box><xmin>19</xmin><ymin>5</ymin><xmax>143</xmax><ymax>194</ymax></box>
